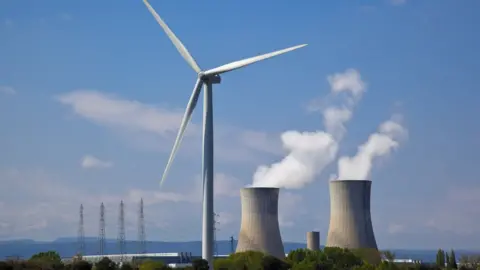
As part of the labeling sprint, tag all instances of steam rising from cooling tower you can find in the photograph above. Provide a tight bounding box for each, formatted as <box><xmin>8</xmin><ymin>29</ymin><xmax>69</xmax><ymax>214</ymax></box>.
<box><xmin>326</xmin><ymin>180</ymin><xmax>380</xmax><ymax>263</ymax></box>
<box><xmin>236</xmin><ymin>187</ymin><xmax>285</xmax><ymax>258</ymax></box>
<box><xmin>334</xmin><ymin>115</ymin><xmax>408</xmax><ymax>181</ymax></box>
<box><xmin>252</xmin><ymin>69</ymin><xmax>366</xmax><ymax>189</ymax></box>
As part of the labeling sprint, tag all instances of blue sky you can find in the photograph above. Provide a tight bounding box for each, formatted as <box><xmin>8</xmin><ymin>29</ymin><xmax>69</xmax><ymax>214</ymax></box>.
<box><xmin>1</xmin><ymin>0</ymin><xmax>479</xmax><ymax>250</ymax></box>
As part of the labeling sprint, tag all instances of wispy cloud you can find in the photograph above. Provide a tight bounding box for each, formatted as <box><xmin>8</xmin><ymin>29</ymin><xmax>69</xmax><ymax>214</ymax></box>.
<box><xmin>57</xmin><ymin>90</ymin><xmax>187</xmax><ymax>136</ymax></box>
<box><xmin>81</xmin><ymin>155</ymin><xmax>113</xmax><ymax>169</ymax></box>
<box><xmin>0</xmin><ymin>168</ymin><xmax>207</xmax><ymax>240</ymax></box>
<box><xmin>424</xmin><ymin>187</ymin><xmax>480</xmax><ymax>235</ymax></box>
<box><xmin>56</xmin><ymin>90</ymin><xmax>281</xmax><ymax>164</ymax></box>
<box><xmin>0</xmin><ymin>86</ymin><xmax>16</xmax><ymax>95</ymax></box>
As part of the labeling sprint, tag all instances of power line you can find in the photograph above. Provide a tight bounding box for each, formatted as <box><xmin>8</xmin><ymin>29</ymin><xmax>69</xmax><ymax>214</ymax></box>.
<box><xmin>99</xmin><ymin>202</ymin><xmax>106</xmax><ymax>256</ymax></box>
<box><xmin>138</xmin><ymin>198</ymin><xmax>147</xmax><ymax>254</ymax></box>
<box><xmin>77</xmin><ymin>204</ymin><xmax>85</xmax><ymax>256</ymax></box>
<box><xmin>118</xmin><ymin>200</ymin><xmax>126</xmax><ymax>261</ymax></box>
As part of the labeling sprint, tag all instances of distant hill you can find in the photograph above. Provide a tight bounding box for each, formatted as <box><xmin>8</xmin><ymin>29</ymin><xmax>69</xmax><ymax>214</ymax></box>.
<box><xmin>0</xmin><ymin>239</ymin><xmax>477</xmax><ymax>263</ymax></box>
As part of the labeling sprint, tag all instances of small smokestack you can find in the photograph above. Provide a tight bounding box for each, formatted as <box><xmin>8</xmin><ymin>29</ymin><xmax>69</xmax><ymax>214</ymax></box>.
<box><xmin>306</xmin><ymin>231</ymin><xmax>320</xmax><ymax>251</ymax></box>
<box><xmin>236</xmin><ymin>187</ymin><xmax>285</xmax><ymax>258</ymax></box>
<box><xmin>326</xmin><ymin>180</ymin><xmax>380</xmax><ymax>263</ymax></box>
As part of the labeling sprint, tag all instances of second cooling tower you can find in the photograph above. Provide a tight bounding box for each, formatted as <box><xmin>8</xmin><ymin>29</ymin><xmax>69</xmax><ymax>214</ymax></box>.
<box><xmin>236</xmin><ymin>187</ymin><xmax>285</xmax><ymax>258</ymax></box>
<box><xmin>326</xmin><ymin>180</ymin><xmax>378</xmax><ymax>251</ymax></box>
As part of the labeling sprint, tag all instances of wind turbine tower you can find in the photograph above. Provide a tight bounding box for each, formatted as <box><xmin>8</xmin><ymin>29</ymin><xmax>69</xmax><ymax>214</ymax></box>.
<box><xmin>141</xmin><ymin>1</ymin><xmax>307</xmax><ymax>268</ymax></box>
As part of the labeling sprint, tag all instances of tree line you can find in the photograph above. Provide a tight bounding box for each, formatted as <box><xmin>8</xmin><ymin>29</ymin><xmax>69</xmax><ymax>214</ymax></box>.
<box><xmin>0</xmin><ymin>248</ymin><xmax>479</xmax><ymax>270</ymax></box>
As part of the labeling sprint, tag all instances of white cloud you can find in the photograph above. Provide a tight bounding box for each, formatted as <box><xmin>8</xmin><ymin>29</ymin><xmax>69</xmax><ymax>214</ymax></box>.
<box><xmin>0</xmin><ymin>86</ymin><xmax>16</xmax><ymax>95</ymax></box>
<box><xmin>81</xmin><ymin>155</ymin><xmax>113</xmax><ymax>169</ymax></box>
<box><xmin>57</xmin><ymin>90</ymin><xmax>188</xmax><ymax>136</ymax></box>
<box><xmin>56</xmin><ymin>90</ymin><xmax>280</xmax><ymax>164</ymax></box>
<box><xmin>327</xmin><ymin>68</ymin><xmax>366</xmax><ymax>102</ymax></box>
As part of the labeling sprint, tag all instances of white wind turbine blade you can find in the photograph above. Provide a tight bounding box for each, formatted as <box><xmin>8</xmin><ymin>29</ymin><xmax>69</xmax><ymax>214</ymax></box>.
<box><xmin>142</xmin><ymin>0</ymin><xmax>201</xmax><ymax>73</ymax></box>
<box><xmin>160</xmin><ymin>79</ymin><xmax>203</xmax><ymax>186</ymax></box>
<box><xmin>203</xmin><ymin>44</ymin><xmax>307</xmax><ymax>76</ymax></box>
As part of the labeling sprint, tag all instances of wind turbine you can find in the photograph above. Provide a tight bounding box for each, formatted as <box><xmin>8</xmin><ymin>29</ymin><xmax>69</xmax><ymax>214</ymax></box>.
<box><xmin>142</xmin><ymin>0</ymin><xmax>307</xmax><ymax>268</ymax></box>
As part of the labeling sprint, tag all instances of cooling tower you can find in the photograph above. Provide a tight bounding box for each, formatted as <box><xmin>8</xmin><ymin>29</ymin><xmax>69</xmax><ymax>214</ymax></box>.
<box><xmin>236</xmin><ymin>187</ymin><xmax>285</xmax><ymax>258</ymax></box>
<box><xmin>326</xmin><ymin>180</ymin><xmax>380</xmax><ymax>263</ymax></box>
<box><xmin>307</xmin><ymin>231</ymin><xmax>320</xmax><ymax>251</ymax></box>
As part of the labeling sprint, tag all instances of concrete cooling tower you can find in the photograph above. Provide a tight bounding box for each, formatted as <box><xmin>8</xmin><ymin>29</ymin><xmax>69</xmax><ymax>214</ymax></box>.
<box><xmin>307</xmin><ymin>231</ymin><xmax>320</xmax><ymax>251</ymax></box>
<box><xmin>326</xmin><ymin>180</ymin><xmax>380</xmax><ymax>263</ymax></box>
<box><xmin>236</xmin><ymin>187</ymin><xmax>285</xmax><ymax>259</ymax></box>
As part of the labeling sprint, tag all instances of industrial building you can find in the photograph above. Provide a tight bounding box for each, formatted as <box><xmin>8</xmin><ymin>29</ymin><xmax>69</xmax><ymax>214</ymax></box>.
<box><xmin>326</xmin><ymin>180</ymin><xmax>380</xmax><ymax>263</ymax></box>
<box><xmin>62</xmin><ymin>253</ymin><xmax>194</xmax><ymax>268</ymax></box>
<box><xmin>306</xmin><ymin>231</ymin><xmax>320</xmax><ymax>251</ymax></box>
<box><xmin>235</xmin><ymin>187</ymin><xmax>285</xmax><ymax>258</ymax></box>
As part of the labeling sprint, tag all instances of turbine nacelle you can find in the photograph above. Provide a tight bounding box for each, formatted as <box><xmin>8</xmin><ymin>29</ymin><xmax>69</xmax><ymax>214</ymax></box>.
<box><xmin>198</xmin><ymin>72</ymin><xmax>221</xmax><ymax>84</ymax></box>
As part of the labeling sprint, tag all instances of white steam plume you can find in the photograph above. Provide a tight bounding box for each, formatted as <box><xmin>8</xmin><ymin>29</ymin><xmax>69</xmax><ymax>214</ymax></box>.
<box><xmin>335</xmin><ymin>115</ymin><xmax>408</xmax><ymax>181</ymax></box>
<box><xmin>252</xmin><ymin>69</ymin><xmax>366</xmax><ymax>189</ymax></box>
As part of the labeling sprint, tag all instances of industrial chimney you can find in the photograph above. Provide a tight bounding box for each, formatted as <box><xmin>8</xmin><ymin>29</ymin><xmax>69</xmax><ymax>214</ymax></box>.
<box><xmin>307</xmin><ymin>231</ymin><xmax>320</xmax><ymax>251</ymax></box>
<box><xmin>326</xmin><ymin>180</ymin><xmax>380</xmax><ymax>263</ymax></box>
<box><xmin>236</xmin><ymin>187</ymin><xmax>285</xmax><ymax>259</ymax></box>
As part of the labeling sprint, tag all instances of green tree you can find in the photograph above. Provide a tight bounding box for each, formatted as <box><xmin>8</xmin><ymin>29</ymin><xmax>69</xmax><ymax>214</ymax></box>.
<box><xmin>291</xmin><ymin>260</ymin><xmax>321</xmax><ymax>270</ymax></box>
<box><xmin>287</xmin><ymin>249</ymin><xmax>322</xmax><ymax>265</ymax></box>
<box><xmin>261</xmin><ymin>255</ymin><xmax>289</xmax><ymax>270</ymax></box>
<box><xmin>191</xmin><ymin>259</ymin><xmax>209</xmax><ymax>270</ymax></box>
<box><xmin>437</xmin><ymin>249</ymin><xmax>446</xmax><ymax>267</ymax></box>
<box><xmin>228</xmin><ymin>251</ymin><xmax>264</xmax><ymax>269</ymax></box>
<box><xmin>30</xmin><ymin>250</ymin><xmax>64</xmax><ymax>270</ymax></box>
<box><xmin>139</xmin><ymin>260</ymin><xmax>168</xmax><ymax>270</ymax></box>
<box><xmin>72</xmin><ymin>260</ymin><xmax>93</xmax><ymax>270</ymax></box>
<box><xmin>382</xmin><ymin>251</ymin><xmax>396</xmax><ymax>262</ymax></box>
<box><xmin>96</xmin><ymin>257</ymin><xmax>117</xmax><ymax>270</ymax></box>
<box><xmin>30</xmin><ymin>251</ymin><xmax>62</xmax><ymax>263</ymax></box>
<box><xmin>449</xmin><ymin>250</ymin><xmax>458</xmax><ymax>269</ymax></box>
<box><xmin>213</xmin><ymin>258</ymin><xmax>232</xmax><ymax>270</ymax></box>
<box><xmin>323</xmin><ymin>247</ymin><xmax>364</xmax><ymax>269</ymax></box>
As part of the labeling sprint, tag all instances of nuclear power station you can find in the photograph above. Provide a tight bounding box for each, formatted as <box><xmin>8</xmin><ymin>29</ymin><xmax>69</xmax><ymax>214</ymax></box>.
<box><xmin>236</xmin><ymin>187</ymin><xmax>285</xmax><ymax>258</ymax></box>
<box><xmin>326</xmin><ymin>180</ymin><xmax>380</xmax><ymax>262</ymax></box>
